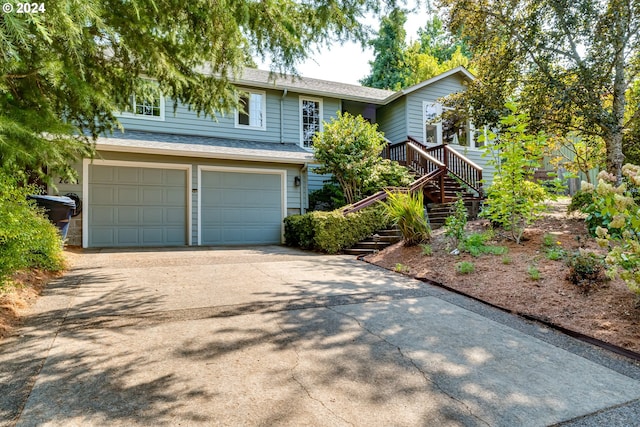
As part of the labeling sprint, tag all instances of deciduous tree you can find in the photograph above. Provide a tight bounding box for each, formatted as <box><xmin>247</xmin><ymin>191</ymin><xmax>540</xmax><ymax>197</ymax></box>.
<box><xmin>439</xmin><ymin>0</ymin><xmax>640</xmax><ymax>181</ymax></box>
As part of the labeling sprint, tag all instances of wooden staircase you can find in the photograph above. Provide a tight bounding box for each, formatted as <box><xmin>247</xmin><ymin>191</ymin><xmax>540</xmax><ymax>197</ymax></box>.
<box><xmin>343</xmin><ymin>228</ymin><xmax>403</xmax><ymax>256</ymax></box>
<box><xmin>340</xmin><ymin>136</ymin><xmax>484</xmax><ymax>252</ymax></box>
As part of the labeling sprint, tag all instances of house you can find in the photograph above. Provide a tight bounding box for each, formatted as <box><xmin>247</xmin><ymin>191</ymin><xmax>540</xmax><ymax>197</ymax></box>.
<box><xmin>56</xmin><ymin>66</ymin><xmax>491</xmax><ymax>248</ymax></box>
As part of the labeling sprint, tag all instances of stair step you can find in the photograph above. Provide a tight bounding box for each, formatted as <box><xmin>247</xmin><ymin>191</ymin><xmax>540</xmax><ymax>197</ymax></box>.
<box><xmin>343</xmin><ymin>248</ymin><xmax>380</xmax><ymax>256</ymax></box>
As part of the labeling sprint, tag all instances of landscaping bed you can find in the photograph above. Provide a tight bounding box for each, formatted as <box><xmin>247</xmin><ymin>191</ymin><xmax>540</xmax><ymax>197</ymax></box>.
<box><xmin>365</xmin><ymin>200</ymin><xmax>640</xmax><ymax>355</ymax></box>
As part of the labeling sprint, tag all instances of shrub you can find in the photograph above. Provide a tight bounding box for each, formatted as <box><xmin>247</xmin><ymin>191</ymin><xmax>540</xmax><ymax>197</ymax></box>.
<box><xmin>0</xmin><ymin>173</ymin><xmax>64</xmax><ymax>288</ymax></box>
<box><xmin>566</xmin><ymin>249</ymin><xmax>606</xmax><ymax>293</ymax></box>
<box><xmin>308</xmin><ymin>181</ymin><xmax>346</xmax><ymax>211</ymax></box>
<box><xmin>395</xmin><ymin>263</ymin><xmax>410</xmax><ymax>273</ymax></box>
<box><xmin>502</xmin><ymin>256</ymin><xmax>512</xmax><ymax>265</ymax></box>
<box><xmin>444</xmin><ymin>196</ymin><xmax>467</xmax><ymax>248</ymax></box>
<box><xmin>456</xmin><ymin>261</ymin><xmax>475</xmax><ymax>274</ymax></box>
<box><xmin>545</xmin><ymin>247</ymin><xmax>566</xmax><ymax>261</ymax></box>
<box><xmin>284</xmin><ymin>206</ymin><xmax>388</xmax><ymax>254</ymax></box>
<box><xmin>382</xmin><ymin>191</ymin><xmax>430</xmax><ymax>246</ymax></box>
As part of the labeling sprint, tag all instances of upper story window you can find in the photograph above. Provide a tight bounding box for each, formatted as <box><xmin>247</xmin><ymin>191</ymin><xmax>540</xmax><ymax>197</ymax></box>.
<box><xmin>300</xmin><ymin>97</ymin><xmax>323</xmax><ymax>148</ymax></box>
<box><xmin>236</xmin><ymin>90</ymin><xmax>266</xmax><ymax>130</ymax></box>
<box><xmin>424</xmin><ymin>102</ymin><xmax>480</xmax><ymax>148</ymax></box>
<box><xmin>119</xmin><ymin>84</ymin><xmax>165</xmax><ymax>121</ymax></box>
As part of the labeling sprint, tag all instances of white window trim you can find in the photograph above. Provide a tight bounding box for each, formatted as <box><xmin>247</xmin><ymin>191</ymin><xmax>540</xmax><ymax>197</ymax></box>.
<box><xmin>423</xmin><ymin>101</ymin><xmax>481</xmax><ymax>150</ymax></box>
<box><xmin>117</xmin><ymin>93</ymin><xmax>166</xmax><ymax>122</ymax></box>
<box><xmin>235</xmin><ymin>89</ymin><xmax>267</xmax><ymax>131</ymax></box>
<box><xmin>196</xmin><ymin>165</ymin><xmax>287</xmax><ymax>245</ymax></box>
<box><xmin>299</xmin><ymin>96</ymin><xmax>323</xmax><ymax>149</ymax></box>
<box><xmin>423</xmin><ymin>101</ymin><xmax>443</xmax><ymax>145</ymax></box>
<box><xmin>82</xmin><ymin>158</ymin><xmax>192</xmax><ymax>248</ymax></box>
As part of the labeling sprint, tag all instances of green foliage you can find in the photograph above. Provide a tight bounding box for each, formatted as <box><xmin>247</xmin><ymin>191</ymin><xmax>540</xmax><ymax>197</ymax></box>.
<box><xmin>420</xmin><ymin>244</ymin><xmax>433</xmax><ymax>256</ymax></box>
<box><xmin>527</xmin><ymin>266</ymin><xmax>541</xmax><ymax>281</ymax></box>
<box><xmin>362</xmin><ymin>159</ymin><xmax>413</xmax><ymax>196</ymax></box>
<box><xmin>458</xmin><ymin>231</ymin><xmax>507</xmax><ymax>257</ymax></box>
<box><xmin>568</xmin><ymin>190</ymin><xmax>595</xmax><ymax>215</ymax></box>
<box><xmin>361</xmin><ymin>13</ymin><xmax>473</xmax><ymax>89</ymax></box>
<box><xmin>441</xmin><ymin>0</ymin><xmax>638</xmax><ymax>179</ymax></box>
<box><xmin>566</xmin><ymin>249</ymin><xmax>606</xmax><ymax>292</ymax></box>
<box><xmin>456</xmin><ymin>261</ymin><xmax>475</xmax><ymax>274</ymax></box>
<box><xmin>542</xmin><ymin>233</ymin><xmax>556</xmax><ymax>247</ymax></box>
<box><xmin>382</xmin><ymin>191</ymin><xmax>430</xmax><ymax>246</ymax></box>
<box><xmin>309</xmin><ymin>181</ymin><xmax>346</xmax><ymax>211</ymax></box>
<box><xmin>284</xmin><ymin>206</ymin><xmax>388</xmax><ymax>254</ymax></box>
<box><xmin>501</xmin><ymin>256</ymin><xmax>512</xmax><ymax>265</ymax></box>
<box><xmin>480</xmin><ymin>104</ymin><xmax>550</xmax><ymax>243</ymax></box>
<box><xmin>444</xmin><ymin>197</ymin><xmax>467</xmax><ymax>248</ymax></box>
<box><xmin>395</xmin><ymin>263</ymin><xmax>411</xmax><ymax>273</ymax></box>
<box><xmin>583</xmin><ymin>164</ymin><xmax>640</xmax><ymax>300</ymax></box>
<box><xmin>0</xmin><ymin>173</ymin><xmax>64</xmax><ymax>288</ymax></box>
<box><xmin>360</xmin><ymin>8</ymin><xmax>409</xmax><ymax>90</ymax></box>
<box><xmin>545</xmin><ymin>247</ymin><xmax>566</xmax><ymax>261</ymax></box>
<box><xmin>1</xmin><ymin>0</ymin><xmax>380</xmax><ymax>180</ymax></box>
<box><xmin>313</xmin><ymin>112</ymin><xmax>387</xmax><ymax>204</ymax></box>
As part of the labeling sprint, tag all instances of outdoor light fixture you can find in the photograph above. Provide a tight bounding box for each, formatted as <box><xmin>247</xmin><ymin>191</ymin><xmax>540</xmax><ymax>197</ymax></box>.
<box><xmin>294</xmin><ymin>176</ymin><xmax>301</xmax><ymax>187</ymax></box>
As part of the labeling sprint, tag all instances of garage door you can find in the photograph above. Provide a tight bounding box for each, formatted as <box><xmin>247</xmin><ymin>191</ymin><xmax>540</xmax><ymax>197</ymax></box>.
<box><xmin>89</xmin><ymin>165</ymin><xmax>187</xmax><ymax>247</ymax></box>
<box><xmin>200</xmin><ymin>170</ymin><xmax>283</xmax><ymax>245</ymax></box>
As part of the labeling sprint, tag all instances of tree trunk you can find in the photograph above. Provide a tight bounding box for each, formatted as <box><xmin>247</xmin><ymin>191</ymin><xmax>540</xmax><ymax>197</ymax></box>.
<box><xmin>607</xmin><ymin>23</ymin><xmax>627</xmax><ymax>183</ymax></box>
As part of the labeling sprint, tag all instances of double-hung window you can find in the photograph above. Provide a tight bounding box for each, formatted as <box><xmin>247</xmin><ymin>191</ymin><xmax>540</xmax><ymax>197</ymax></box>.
<box><xmin>300</xmin><ymin>97</ymin><xmax>322</xmax><ymax>148</ymax></box>
<box><xmin>120</xmin><ymin>83</ymin><xmax>165</xmax><ymax>121</ymax></box>
<box><xmin>236</xmin><ymin>90</ymin><xmax>266</xmax><ymax>130</ymax></box>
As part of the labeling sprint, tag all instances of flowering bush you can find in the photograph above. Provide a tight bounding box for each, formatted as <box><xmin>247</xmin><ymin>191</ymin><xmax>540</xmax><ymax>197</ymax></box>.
<box><xmin>576</xmin><ymin>164</ymin><xmax>640</xmax><ymax>303</ymax></box>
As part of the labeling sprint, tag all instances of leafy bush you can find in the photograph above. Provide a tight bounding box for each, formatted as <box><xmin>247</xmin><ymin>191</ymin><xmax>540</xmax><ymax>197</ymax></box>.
<box><xmin>308</xmin><ymin>181</ymin><xmax>346</xmax><ymax>211</ymax></box>
<box><xmin>362</xmin><ymin>159</ymin><xmax>413</xmax><ymax>196</ymax></box>
<box><xmin>567</xmin><ymin>190</ymin><xmax>594</xmax><ymax>215</ymax></box>
<box><xmin>313</xmin><ymin>112</ymin><xmax>388</xmax><ymax>204</ymax></box>
<box><xmin>444</xmin><ymin>196</ymin><xmax>467</xmax><ymax>248</ymax></box>
<box><xmin>284</xmin><ymin>206</ymin><xmax>388</xmax><ymax>254</ymax></box>
<box><xmin>566</xmin><ymin>249</ymin><xmax>606</xmax><ymax>293</ymax></box>
<box><xmin>0</xmin><ymin>173</ymin><xmax>64</xmax><ymax>288</ymax></box>
<box><xmin>545</xmin><ymin>247</ymin><xmax>566</xmax><ymax>261</ymax></box>
<box><xmin>382</xmin><ymin>191</ymin><xmax>430</xmax><ymax>246</ymax></box>
<box><xmin>575</xmin><ymin>165</ymin><xmax>640</xmax><ymax>301</ymax></box>
<box><xmin>456</xmin><ymin>261</ymin><xmax>475</xmax><ymax>274</ymax></box>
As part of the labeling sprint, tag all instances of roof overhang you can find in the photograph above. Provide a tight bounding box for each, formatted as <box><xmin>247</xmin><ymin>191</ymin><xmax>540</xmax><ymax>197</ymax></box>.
<box><xmin>95</xmin><ymin>135</ymin><xmax>317</xmax><ymax>165</ymax></box>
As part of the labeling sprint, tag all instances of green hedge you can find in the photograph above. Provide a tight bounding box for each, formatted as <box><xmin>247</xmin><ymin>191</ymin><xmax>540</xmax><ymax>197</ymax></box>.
<box><xmin>284</xmin><ymin>206</ymin><xmax>389</xmax><ymax>254</ymax></box>
<box><xmin>0</xmin><ymin>173</ymin><xmax>64</xmax><ymax>289</ymax></box>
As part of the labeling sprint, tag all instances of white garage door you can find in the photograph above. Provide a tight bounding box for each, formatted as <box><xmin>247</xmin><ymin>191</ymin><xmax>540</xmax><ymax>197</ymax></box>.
<box><xmin>89</xmin><ymin>165</ymin><xmax>187</xmax><ymax>247</ymax></box>
<box><xmin>200</xmin><ymin>170</ymin><xmax>284</xmax><ymax>245</ymax></box>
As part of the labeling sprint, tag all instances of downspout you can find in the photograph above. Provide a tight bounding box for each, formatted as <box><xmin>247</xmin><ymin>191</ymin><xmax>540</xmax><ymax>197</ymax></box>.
<box><xmin>300</xmin><ymin>163</ymin><xmax>308</xmax><ymax>214</ymax></box>
<box><xmin>280</xmin><ymin>88</ymin><xmax>288</xmax><ymax>144</ymax></box>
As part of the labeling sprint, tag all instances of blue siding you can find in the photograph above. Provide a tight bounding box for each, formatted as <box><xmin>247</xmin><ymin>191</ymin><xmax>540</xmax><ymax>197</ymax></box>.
<box><xmin>406</xmin><ymin>76</ymin><xmax>467</xmax><ymax>141</ymax></box>
<box><xmin>377</xmin><ymin>98</ymin><xmax>407</xmax><ymax>142</ymax></box>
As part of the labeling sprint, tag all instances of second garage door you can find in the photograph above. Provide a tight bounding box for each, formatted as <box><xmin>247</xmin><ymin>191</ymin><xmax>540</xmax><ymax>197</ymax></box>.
<box><xmin>200</xmin><ymin>170</ymin><xmax>284</xmax><ymax>245</ymax></box>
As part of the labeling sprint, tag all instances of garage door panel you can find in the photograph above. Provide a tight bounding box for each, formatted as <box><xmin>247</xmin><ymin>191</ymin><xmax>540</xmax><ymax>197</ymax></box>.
<box><xmin>141</xmin><ymin>168</ymin><xmax>163</xmax><ymax>184</ymax></box>
<box><xmin>117</xmin><ymin>207</ymin><xmax>140</xmax><ymax>224</ymax></box>
<box><xmin>89</xmin><ymin>165</ymin><xmax>187</xmax><ymax>247</ymax></box>
<box><xmin>166</xmin><ymin>188</ymin><xmax>186</xmax><ymax>204</ymax></box>
<box><xmin>142</xmin><ymin>207</ymin><xmax>163</xmax><ymax>224</ymax></box>
<box><xmin>91</xmin><ymin>207</ymin><xmax>115</xmax><ymax>225</ymax></box>
<box><xmin>117</xmin><ymin>228</ymin><xmax>141</xmax><ymax>245</ymax></box>
<box><xmin>142</xmin><ymin>188</ymin><xmax>164</xmax><ymax>204</ymax></box>
<box><xmin>201</xmin><ymin>170</ymin><xmax>283</xmax><ymax>245</ymax></box>
<box><xmin>117</xmin><ymin>186</ymin><xmax>140</xmax><ymax>204</ymax></box>
<box><xmin>116</xmin><ymin>167</ymin><xmax>139</xmax><ymax>183</ymax></box>
<box><xmin>92</xmin><ymin>185</ymin><xmax>115</xmax><ymax>204</ymax></box>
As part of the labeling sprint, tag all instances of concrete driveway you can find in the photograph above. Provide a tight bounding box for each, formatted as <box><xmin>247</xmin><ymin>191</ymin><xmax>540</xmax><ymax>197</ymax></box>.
<box><xmin>1</xmin><ymin>246</ymin><xmax>640</xmax><ymax>426</ymax></box>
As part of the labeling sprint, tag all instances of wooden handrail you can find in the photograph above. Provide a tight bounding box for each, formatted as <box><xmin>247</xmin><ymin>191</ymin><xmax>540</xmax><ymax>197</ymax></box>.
<box><xmin>443</xmin><ymin>145</ymin><xmax>483</xmax><ymax>196</ymax></box>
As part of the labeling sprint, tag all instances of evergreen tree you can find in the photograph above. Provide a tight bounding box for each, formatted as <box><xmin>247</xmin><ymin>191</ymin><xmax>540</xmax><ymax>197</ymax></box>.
<box><xmin>360</xmin><ymin>8</ymin><xmax>409</xmax><ymax>90</ymax></box>
<box><xmin>0</xmin><ymin>0</ymin><xmax>382</xmax><ymax>182</ymax></box>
